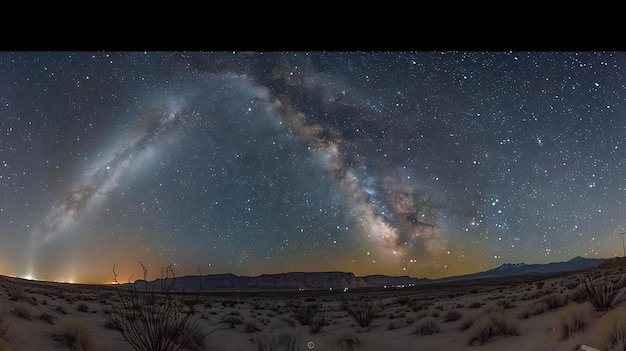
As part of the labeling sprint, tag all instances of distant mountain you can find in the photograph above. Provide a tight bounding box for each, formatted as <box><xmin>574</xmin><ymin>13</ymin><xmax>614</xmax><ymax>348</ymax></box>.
<box><xmin>436</xmin><ymin>256</ymin><xmax>607</xmax><ymax>282</ymax></box>
<box><xmin>131</xmin><ymin>256</ymin><xmax>607</xmax><ymax>291</ymax></box>
<box><xmin>133</xmin><ymin>271</ymin><xmax>374</xmax><ymax>291</ymax></box>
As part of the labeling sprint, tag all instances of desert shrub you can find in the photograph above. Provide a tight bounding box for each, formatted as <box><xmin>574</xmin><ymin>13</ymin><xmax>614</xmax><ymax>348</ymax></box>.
<box><xmin>565</xmin><ymin>279</ymin><xmax>580</xmax><ymax>290</ymax></box>
<box><xmin>395</xmin><ymin>296</ymin><xmax>411</xmax><ymax>306</ymax></box>
<box><xmin>12</xmin><ymin>302</ymin><xmax>32</xmax><ymax>321</ymax></box>
<box><xmin>347</xmin><ymin>299</ymin><xmax>380</xmax><ymax>327</ymax></box>
<box><xmin>414</xmin><ymin>318</ymin><xmax>440</xmax><ymax>335</ymax></box>
<box><xmin>495</xmin><ymin>299</ymin><xmax>514</xmax><ymax>309</ymax></box>
<box><xmin>52</xmin><ymin>319</ymin><xmax>95</xmax><ymax>351</ymax></box>
<box><xmin>253</xmin><ymin>330</ymin><xmax>301</xmax><ymax>351</ymax></box>
<box><xmin>576</xmin><ymin>270</ymin><xmax>626</xmax><ymax>311</ymax></box>
<box><xmin>222</xmin><ymin>316</ymin><xmax>243</xmax><ymax>328</ymax></box>
<box><xmin>459</xmin><ymin>317</ymin><xmax>474</xmax><ymax>331</ymax></box>
<box><xmin>540</xmin><ymin>294</ymin><xmax>565</xmax><ymax>310</ymax></box>
<box><xmin>309</xmin><ymin>313</ymin><xmax>325</xmax><ymax>334</ymax></box>
<box><xmin>518</xmin><ymin>301</ymin><xmax>548</xmax><ymax>319</ymax></box>
<box><xmin>408</xmin><ymin>301</ymin><xmax>430</xmax><ymax>312</ymax></box>
<box><xmin>39</xmin><ymin>312</ymin><xmax>55</xmax><ymax>325</ymax></box>
<box><xmin>443</xmin><ymin>310</ymin><xmax>463</xmax><ymax>322</ymax></box>
<box><xmin>6</xmin><ymin>288</ymin><xmax>25</xmax><ymax>302</ymax></box>
<box><xmin>556</xmin><ymin>302</ymin><xmax>589</xmax><ymax>341</ymax></box>
<box><xmin>77</xmin><ymin>303</ymin><xmax>89</xmax><ymax>313</ymax></box>
<box><xmin>289</xmin><ymin>302</ymin><xmax>320</xmax><ymax>326</ymax></box>
<box><xmin>182</xmin><ymin>298</ymin><xmax>203</xmax><ymax>312</ymax></box>
<box><xmin>178</xmin><ymin>327</ymin><xmax>206</xmax><ymax>351</ymax></box>
<box><xmin>108</xmin><ymin>262</ymin><xmax>206</xmax><ymax>351</ymax></box>
<box><xmin>54</xmin><ymin>305</ymin><xmax>67</xmax><ymax>315</ymax></box>
<box><xmin>593</xmin><ymin>305</ymin><xmax>626</xmax><ymax>350</ymax></box>
<box><xmin>415</xmin><ymin>311</ymin><xmax>428</xmax><ymax>320</ymax></box>
<box><xmin>466</xmin><ymin>310</ymin><xmax>519</xmax><ymax>345</ymax></box>
<box><xmin>244</xmin><ymin>320</ymin><xmax>261</xmax><ymax>333</ymax></box>
<box><xmin>335</xmin><ymin>334</ymin><xmax>362</xmax><ymax>350</ymax></box>
<box><xmin>467</xmin><ymin>301</ymin><xmax>482</xmax><ymax>309</ymax></box>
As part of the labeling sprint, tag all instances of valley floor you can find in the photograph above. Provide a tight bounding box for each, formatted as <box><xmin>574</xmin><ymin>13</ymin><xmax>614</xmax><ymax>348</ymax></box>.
<box><xmin>1</xmin><ymin>267</ymin><xmax>625</xmax><ymax>351</ymax></box>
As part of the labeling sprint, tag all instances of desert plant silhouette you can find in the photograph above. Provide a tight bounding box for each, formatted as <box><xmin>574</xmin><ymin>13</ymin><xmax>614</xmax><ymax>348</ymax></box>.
<box><xmin>576</xmin><ymin>269</ymin><xmax>626</xmax><ymax>311</ymax></box>
<box><xmin>108</xmin><ymin>262</ymin><xmax>206</xmax><ymax>351</ymax></box>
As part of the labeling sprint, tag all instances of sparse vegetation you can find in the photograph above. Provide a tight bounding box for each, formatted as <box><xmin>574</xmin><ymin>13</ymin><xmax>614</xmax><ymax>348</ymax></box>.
<box><xmin>414</xmin><ymin>318</ymin><xmax>440</xmax><ymax>335</ymax></box>
<box><xmin>107</xmin><ymin>262</ymin><xmax>206</xmax><ymax>351</ymax></box>
<box><xmin>518</xmin><ymin>301</ymin><xmax>549</xmax><ymax>319</ymax></box>
<box><xmin>347</xmin><ymin>299</ymin><xmax>380</xmax><ymax>327</ymax></box>
<box><xmin>466</xmin><ymin>309</ymin><xmax>519</xmax><ymax>345</ymax></box>
<box><xmin>593</xmin><ymin>304</ymin><xmax>626</xmax><ymax>350</ymax></box>
<box><xmin>252</xmin><ymin>330</ymin><xmax>301</xmax><ymax>351</ymax></box>
<box><xmin>443</xmin><ymin>310</ymin><xmax>463</xmax><ymax>322</ymax></box>
<box><xmin>289</xmin><ymin>302</ymin><xmax>320</xmax><ymax>326</ymax></box>
<box><xmin>11</xmin><ymin>302</ymin><xmax>32</xmax><ymax>321</ymax></box>
<box><xmin>556</xmin><ymin>302</ymin><xmax>589</xmax><ymax>341</ymax></box>
<box><xmin>335</xmin><ymin>334</ymin><xmax>363</xmax><ymax>350</ymax></box>
<box><xmin>54</xmin><ymin>305</ymin><xmax>67</xmax><ymax>315</ymax></box>
<box><xmin>52</xmin><ymin>319</ymin><xmax>95</xmax><ymax>351</ymax></box>
<box><xmin>540</xmin><ymin>294</ymin><xmax>566</xmax><ymax>311</ymax></box>
<box><xmin>309</xmin><ymin>313</ymin><xmax>325</xmax><ymax>334</ymax></box>
<box><xmin>38</xmin><ymin>312</ymin><xmax>55</xmax><ymax>325</ymax></box>
<box><xmin>222</xmin><ymin>316</ymin><xmax>243</xmax><ymax>328</ymax></box>
<box><xmin>76</xmin><ymin>302</ymin><xmax>89</xmax><ymax>313</ymax></box>
<box><xmin>3</xmin><ymin>258</ymin><xmax>626</xmax><ymax>350</ymax></box>
<box><xmin>467</xmin><ymin>301</ymin><xmax>482</xmax><ymax>309</ymax></box>
<box><xmin>244</xmin><ymin>320</ymin><xmax>261</xmax><ymax>333</ymax></box>
<box><xmin>576</xmin><ymin>270</ymin><xmax>626</xmax><ymax>311</ymax></box>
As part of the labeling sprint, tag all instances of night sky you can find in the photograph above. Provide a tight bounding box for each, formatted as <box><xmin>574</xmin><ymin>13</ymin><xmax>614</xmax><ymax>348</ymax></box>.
<box><xmin>1</xmin><ymin>51</ymin><xmax>625</xmax><ymax>284</ymax></box>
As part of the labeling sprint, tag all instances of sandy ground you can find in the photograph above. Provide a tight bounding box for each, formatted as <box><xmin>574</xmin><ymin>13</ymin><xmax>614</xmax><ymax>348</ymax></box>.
<box><xmin>1</xmin><ymin>268</ymin><xmax>624</xmax><ymax>351</ymax></box>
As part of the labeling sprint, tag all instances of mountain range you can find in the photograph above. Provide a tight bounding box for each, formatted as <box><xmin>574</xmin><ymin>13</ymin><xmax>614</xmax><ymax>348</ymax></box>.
<box><xmin>132</xmin><ymin>256</ymin><xmax>608</xmax><ymax>291</ymax></box>
<box><xmin>434</xmin><ymin>256</ymin><xmax>606</xmax><ymax>282</ymax></box>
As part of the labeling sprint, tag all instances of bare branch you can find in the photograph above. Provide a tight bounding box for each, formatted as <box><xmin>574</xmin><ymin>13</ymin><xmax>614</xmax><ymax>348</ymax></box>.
<box><xmin>108</xmin><ymin>262</ymin><xmax>206</xmax><ymax>351</ymax></box>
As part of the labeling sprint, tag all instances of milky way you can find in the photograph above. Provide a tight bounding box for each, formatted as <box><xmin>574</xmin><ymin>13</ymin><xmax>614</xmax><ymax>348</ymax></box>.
<box><xmin>1</xmin><ymin>51</ymin><xmax>625</xmax><ymax>283</ymax></box>
<box><xmin>31</xmin><ymin>96</ymin><xmax>190</xmax><ymax>247</ymax></box>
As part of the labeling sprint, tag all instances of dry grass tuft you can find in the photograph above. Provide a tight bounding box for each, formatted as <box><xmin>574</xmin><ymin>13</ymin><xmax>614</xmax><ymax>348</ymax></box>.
<box><xmin>53</xmin><ymin>319</ymin><xmax>95</xmax><ymax>351</ymax></box>
<box><xmin>593</xmin><ymin>305</ymin><xmax>626</xmax><ymax>350</ymax></box>
<box><xmin>556</xmin><ymin>302</ymin><xmax>589</xmax><ymax>340</ymax></box>
<box><xmin>334</xmin><ymin>333</ymin><xmax>363</xmax><ymax>351</ymax></box>
<box><xmin>414</xmin><ymin>318</ymin><xmax>440</xmax><ymax>335</ymax></box>
<box><xmin>252</xmin><ymin>330</ymin><xmax>301</xmax><ymax>351</ymax></box>
<box><xmin>466</xmin><ymin>309</ymin><xmax>519</xmax><ymax>345</ymax></box>
<box><xmin>443</xmin><ymin>309</ymin><xmax>463</xmax><ymax>322</ymax></box>
<box><xmin>11</xmin><ymin>303</ymin><xmax>32</xmax><ymax>321</ymax></box>
<box><xmin>346</xmin><ymin>299</ymin><xmax>380</xmax><ymax>327</ymax></box>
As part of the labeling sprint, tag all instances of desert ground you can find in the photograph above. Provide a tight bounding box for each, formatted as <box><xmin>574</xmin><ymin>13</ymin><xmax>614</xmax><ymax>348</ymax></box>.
<box><xmin>1</xmin><ymin>265</ymin><xmax>626</xmax><ymax>351</ymax></box>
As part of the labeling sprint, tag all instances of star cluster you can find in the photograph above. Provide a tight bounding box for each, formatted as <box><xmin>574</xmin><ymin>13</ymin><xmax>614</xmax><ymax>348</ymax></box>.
<box><xmin>0</xmin><ymin>51</ymin><xmax>624</xmax><ymax>283</ymax></box>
